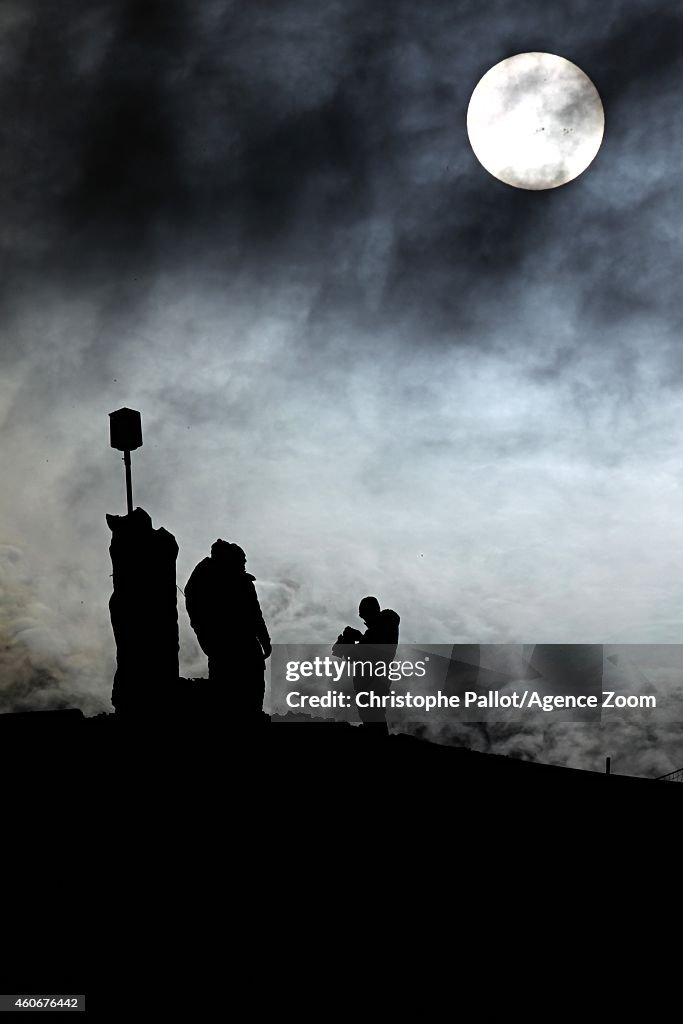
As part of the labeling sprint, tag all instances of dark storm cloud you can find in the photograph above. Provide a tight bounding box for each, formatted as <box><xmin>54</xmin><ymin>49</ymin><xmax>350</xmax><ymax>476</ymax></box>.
<box><xmin>3</xmin><ymin>0</ymin><xmax>682</xmax><ymax>342</ymax></box>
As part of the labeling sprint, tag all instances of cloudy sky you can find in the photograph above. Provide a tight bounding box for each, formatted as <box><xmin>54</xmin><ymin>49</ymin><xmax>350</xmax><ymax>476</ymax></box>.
<box><xmin>2</xmin><ymin>0</ymin><xmax>683</xmax><ymax>774</ymax></box>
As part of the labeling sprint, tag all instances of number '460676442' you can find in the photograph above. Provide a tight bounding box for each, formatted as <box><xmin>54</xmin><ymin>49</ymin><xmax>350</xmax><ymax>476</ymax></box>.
<box><xmin>14</xmin><ymin>997</ymin><xmax>80</xmax><ymax>1009</ymax></box>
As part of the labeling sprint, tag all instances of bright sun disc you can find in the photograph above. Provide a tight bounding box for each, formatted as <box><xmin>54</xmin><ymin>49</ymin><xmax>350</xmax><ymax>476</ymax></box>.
<box><xmin>467</xmin><ymin>52</ymin><xmax>605</xmax><ymax>190</ymax></box>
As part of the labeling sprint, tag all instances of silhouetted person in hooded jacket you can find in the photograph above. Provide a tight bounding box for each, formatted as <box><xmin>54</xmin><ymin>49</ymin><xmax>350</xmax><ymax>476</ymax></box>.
<box><xmin>333</xmin><ymin>596</ymin><xmax>400</xmax><ymax>736</ymax></box>
<box><xmin>185</xmin><ymin>540</ymin><xmax>271</xmax><ymax>718</ymax></box>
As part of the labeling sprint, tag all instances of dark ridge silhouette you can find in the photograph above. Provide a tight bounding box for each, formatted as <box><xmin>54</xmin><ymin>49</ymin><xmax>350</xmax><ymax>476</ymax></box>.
<box><xmin>185</xmin><ymin>539</ymin><xmax>272</xmax><ymax>722</ymax></box>
<box><xmin>0</xmin><ymin>706</ymin><xmax>677</xmax><ymax>799</ymax></box>
<box><xmin>332</xmin><ymin>595</ymin><xmax>400</xmax><ymax>736</ymax></box>
<box><xmin>107</xmin><ymin>507</ymin><xmax>179</xmax><ymax>713</ymax></box>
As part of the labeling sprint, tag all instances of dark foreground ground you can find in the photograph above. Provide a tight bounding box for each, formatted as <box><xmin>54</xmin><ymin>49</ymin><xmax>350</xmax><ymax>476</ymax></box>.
<box><xmin>0</xmin><ymin>708</ymin><xmax>677</xmax><ymax>1014</ymax></box>
<box><xmin>0</xmin><ymin>703</ymin><xmax>676</xmax><ymax>788</ymax></box>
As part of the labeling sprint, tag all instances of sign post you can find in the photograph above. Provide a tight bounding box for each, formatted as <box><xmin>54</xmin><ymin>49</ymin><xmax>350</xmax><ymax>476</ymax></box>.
<box><xmin>109</xmin><ymin>408</ymin><xmax>143</xmax><ymax>515</ymax></box>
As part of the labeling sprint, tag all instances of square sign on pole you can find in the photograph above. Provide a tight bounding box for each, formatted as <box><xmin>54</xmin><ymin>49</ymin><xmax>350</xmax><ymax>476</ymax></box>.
<box><xmin>109</xmin><ymin>408</ymin><xmax>143</xmax><ymax>451</ymax></box>
<box><xmin>109</xmin><ymin>408</ymin><xmax>143</xmax><ymax>515</ymax></box>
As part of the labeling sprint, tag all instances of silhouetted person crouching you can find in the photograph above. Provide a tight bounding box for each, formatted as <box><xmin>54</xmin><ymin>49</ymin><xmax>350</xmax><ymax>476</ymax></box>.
<box><xmin>333</xmin><ymin>596</ymin><xmax>400</xmax><ymax>737</ymax></box>
<box><xmin>185</xmin><ymin>541</ymin><xmax>271</xmax><ymax>719</ymax></box>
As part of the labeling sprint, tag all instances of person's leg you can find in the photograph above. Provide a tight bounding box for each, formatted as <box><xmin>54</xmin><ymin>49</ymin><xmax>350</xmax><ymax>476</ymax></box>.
<box><xmin>241</xmin><ymin>651</ymin><xmax>266</xmax><ymax>720</ymax></box>
<box><xmin>354</xmin><ymin>682</ymin><xmax>389</xmax><ymax>736</ymax></box>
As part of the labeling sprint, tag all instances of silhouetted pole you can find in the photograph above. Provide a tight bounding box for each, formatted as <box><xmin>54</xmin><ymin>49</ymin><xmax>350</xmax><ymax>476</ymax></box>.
<box><xmin>123</xmin><ymin>450</ymin><xmax>133</xmax><ymax>514</ymax></box>
<box><xmin>109</xmin><ymin>408</ymin><xmax>143</xmax><ymax>516</ymax></box>
<box><xmin>605</xmin><ymin>756</ymin><xmax>611</xmax><ymax>776</ymax></box>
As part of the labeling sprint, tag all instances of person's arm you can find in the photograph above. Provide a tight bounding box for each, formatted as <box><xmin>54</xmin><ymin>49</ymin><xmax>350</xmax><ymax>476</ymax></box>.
<box><xmin>332</xmin><ymin>626</ymin><xmax>364</xmax><ymax>659</ymax></box>
<box><xmin>250</xmin><ymin>583</ymin><xmax>272</xmax><ymax>658</ymax></box>
<box><xmin>184</xmin><ymin>565</ymin><xmax>201</xmax><ymax>628</ymax></box>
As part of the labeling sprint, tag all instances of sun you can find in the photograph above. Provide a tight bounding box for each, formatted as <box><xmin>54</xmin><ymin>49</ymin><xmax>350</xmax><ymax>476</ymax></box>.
<box><xmin>467</xmin><ymin>52</ymin><xmax>605</xmax><ymax>190</ymax></box>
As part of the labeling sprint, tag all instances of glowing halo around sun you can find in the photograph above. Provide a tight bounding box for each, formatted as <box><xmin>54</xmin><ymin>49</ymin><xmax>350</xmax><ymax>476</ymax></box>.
<box><xmin>467</xmin><ymin>52</ymin><xmax>605</xmax><ymax>190</ymax></box>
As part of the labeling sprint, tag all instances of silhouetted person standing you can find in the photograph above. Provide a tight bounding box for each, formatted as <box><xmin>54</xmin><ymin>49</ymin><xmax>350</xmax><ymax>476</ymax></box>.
<box><xmin>185</xmin><ymin>541</ymin><xmax>271</xmax><ymax>719</ymax></box>
<box><xmin>333</xmin><ymin>596</ymin><xmax>400</xmax><ymax>737</ymax></box>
